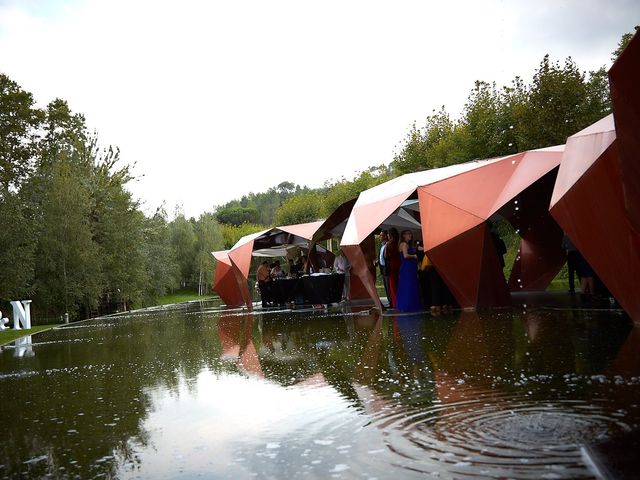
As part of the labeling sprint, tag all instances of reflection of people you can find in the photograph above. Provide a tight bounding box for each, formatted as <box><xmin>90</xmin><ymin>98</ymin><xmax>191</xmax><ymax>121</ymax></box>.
<box><xmin>334</xmin><ymin>250</ymin><xmax>350</xmax><ymax>301</ymax></box>
<box><xmin>256</xmin><ymin>261</ymin><xmax>272</xmax><ymax>308</ymax></box>
<box><xmin>396</xmin><ymin>230</ymin><xmax>423</xmax><ymax>312</ymax></box>
<box><xmin>386</xmin><ymin>228</ymin><xmax>400</xmax><ymax>308</ymax></box>
<box><xmin>562</xmin><ymin>234</ymin><xmax>579</xmax><ymax>294</ymax></box>
<box><xmin>376</xmin><ymin>230</ymin><xmax>392</xmax><ymax>307</ymax></box>
<box><xmin>577</xmin><ymin>252</ymin><xmax>595</xmax><ymax>296</ymax></box>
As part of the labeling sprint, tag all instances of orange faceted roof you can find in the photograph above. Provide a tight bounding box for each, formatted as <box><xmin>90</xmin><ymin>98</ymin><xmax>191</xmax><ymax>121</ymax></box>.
<box><xmin>422</xmin><ymin>146</ymin><xmax>563</xmax><ymax>249</ymax></box>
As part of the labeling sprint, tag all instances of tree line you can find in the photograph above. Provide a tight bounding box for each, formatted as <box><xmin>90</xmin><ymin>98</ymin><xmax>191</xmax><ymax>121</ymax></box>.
<box><xmin>0</xmin><ymin>75</ymin><xmax>224</xmax><ymax>320</ymax></box>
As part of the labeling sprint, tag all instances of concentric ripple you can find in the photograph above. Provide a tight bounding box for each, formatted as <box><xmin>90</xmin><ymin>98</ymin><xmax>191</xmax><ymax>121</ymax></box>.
<box><xmin>369</xmin><ymin>386</ymin><xmax>635</xmax><ymax>479</ymax></box>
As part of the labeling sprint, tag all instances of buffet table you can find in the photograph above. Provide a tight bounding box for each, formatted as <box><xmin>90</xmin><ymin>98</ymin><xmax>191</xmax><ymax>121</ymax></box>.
<box><xmin>269</xmin><ymin>273</ymin><xmax>344</xmax><ymax>306</ymax></box>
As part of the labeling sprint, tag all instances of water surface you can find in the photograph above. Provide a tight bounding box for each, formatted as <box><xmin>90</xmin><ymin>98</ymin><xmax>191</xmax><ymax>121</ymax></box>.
<box><xmin>1</xmin><ymin>301</ymin><xmax>638</xmax><ymax>479</ymax></box>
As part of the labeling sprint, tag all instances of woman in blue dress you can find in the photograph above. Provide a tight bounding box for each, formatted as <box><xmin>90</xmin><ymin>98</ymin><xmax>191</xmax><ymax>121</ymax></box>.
<box><xmin>396</xmin><ymin>230</ymin><xmax>423</xmax><ymax>312</ymax></box>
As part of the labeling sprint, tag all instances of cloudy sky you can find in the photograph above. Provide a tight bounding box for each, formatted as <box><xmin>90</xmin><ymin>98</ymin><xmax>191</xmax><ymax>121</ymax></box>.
<box><xmin>0</xmin><ymin>0</ymin><xmax>637</xmax><ymax>218</ymax></box>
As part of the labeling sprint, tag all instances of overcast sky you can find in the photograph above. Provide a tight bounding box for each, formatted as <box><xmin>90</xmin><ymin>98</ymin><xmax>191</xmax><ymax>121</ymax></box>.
<box><xmin>1</xmin><ymin>0</ymin><xmax>637</xmax><ymax>218</ymax></box>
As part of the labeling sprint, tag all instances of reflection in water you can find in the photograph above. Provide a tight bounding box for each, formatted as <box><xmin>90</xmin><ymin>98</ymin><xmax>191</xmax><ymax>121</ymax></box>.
<box><xmin>0</xmin><ymin>303</ymin><xmax>638</xmax><ymax>478</ymax></box>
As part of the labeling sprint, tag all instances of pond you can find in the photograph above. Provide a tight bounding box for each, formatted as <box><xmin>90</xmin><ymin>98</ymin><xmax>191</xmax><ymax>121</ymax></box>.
<box><xmin>1</xmin><ymin>301</ymin><xmax>639</xmax><ymax>479</ymax></box>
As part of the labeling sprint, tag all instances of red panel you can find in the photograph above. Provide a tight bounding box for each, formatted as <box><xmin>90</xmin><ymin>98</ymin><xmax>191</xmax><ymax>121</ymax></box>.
<box><xmin>610</xmin><ymin>326</ymin><xmax>640</xmax><ymax>374</ymax></box>
<box><xmin>551</xmin><ymin>141</ymin><xmax>640</xmax><ymax>323</ymax></box>
<box><xmin>213</xmin><ymin>260</ymin><xmax>244</xmax><ymax>307</ymax></box>
<box><xmin>418</xmin><ymin>188</ymin><xmax>484</xmax><ymax>250</ymax></box>
<box><xmin>609</xmin><ymin>31</ymin><xmax>640</xmax><ymax>231</ymax></box>
<box><xmin>475</xmin><ymin>225</ymin><xmax>512</xmax><ymax>307</ymax></box>
<box><xmin>428</xmin><ymin>223</ymin><xmax>510</xmax><ymax>308</ymax></box>
<box><xmin>342</xmin><ymin>242</ymin><xmax>381</xmax><ymax>310</ymax></box>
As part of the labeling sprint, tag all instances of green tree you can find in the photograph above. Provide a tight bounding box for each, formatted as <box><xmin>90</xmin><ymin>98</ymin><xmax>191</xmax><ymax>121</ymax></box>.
<box><xmin>141</xmin><ymin>209</ymin><xmax>179</xmax><ymax>303</ymax></box>
<box><xmin>322</xmin><ymin>167</ymin><xmax>391</xmax><ymax>217</ymax></box>
<box><xmin>273</xmin><ymin>192</ymin><xmax>323</xmax><ymax>226</ymax></box>
<box><xmin>192</xmin><ymin>213</ymin><xmax>224</xmax><ymax>295</ymax></box>
<box><xmin>169</xmin><ymin>213</ymin><xmax>196</xmax><ymax>288</ymax></box>
<box><xmin>39</xmin><ymin>98</ymin><xmax>88</xmax><ymax>168</ymax></box>
<box><xmin>0</xmin><ymin>191</ymin><xmax>36</xmax><ymax>302</ymax></box>
<box><xmin>34</xmin><ymin>158</ymin><xmax>103</xmax><ymax>318</ymax></box>
<box><xmin>0</xmin><ymin>73</ymin><xmax>43</xmax><ymax>190</ymax></box>
<box><xmin>215</xmin><ymin>206</ymin><xmax>259</xmax><ymax>225</ymax></box>
<box><xmin>90</xmin><ymin>144</ymin><xmax>147</xmax><ymax>310</ymax></box>
<box><xmin>221</xmin><ymin>223</ymin><xmax>264</xmax><ymax>249</ymax></box>
<box><xmin>611</xmin><ymin>28</ymin><xmax>638</xmax><ymax>61</ymax></box>
<box><xmin>519</xmin><ymin>56</ymin><xmax>593</xmax><ymax>149</ymax></box>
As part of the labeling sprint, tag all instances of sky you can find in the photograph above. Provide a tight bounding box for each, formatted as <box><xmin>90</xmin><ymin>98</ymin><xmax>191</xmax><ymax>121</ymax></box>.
<box><xmin>0</xmin><ymin>0</ymin><xmax>637</xmax><ymax>218</ymax></box>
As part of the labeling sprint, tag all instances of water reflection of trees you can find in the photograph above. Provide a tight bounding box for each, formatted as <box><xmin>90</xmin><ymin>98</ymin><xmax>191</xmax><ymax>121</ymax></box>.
<box><xmin>0</xmin><ymin>303</ymin><xmax>636</xmax><ymax>477</ymax></box>
<box><xmin>0</xmin><ymin>308</ymin><xmax>229</xmax><ymax>478</ymax></box>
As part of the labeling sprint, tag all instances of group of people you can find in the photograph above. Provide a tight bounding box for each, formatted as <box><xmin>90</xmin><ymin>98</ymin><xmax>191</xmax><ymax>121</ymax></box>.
<box><xmin>255</xmin><ymin>253</ymin><xmax>350</xmax><ymax>308</ymax></box>
<box><xmin>256</xmin><ymin>258</ymin><xmax>305</xmax><ymax>307</ymax></box>
<box><xmin>377</xmin><ymin>228</ymin><xmax>454</xmax><ymax>313</ymax></box>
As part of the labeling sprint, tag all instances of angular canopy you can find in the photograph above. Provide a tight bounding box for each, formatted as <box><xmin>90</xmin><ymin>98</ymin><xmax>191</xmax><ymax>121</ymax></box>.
<box><xmin>550</xmin><ymin>115</ymin><xmax>640</xmax><ymax>323</ymax></box>
<box><xmin>549</xmin><ymin>32</ymin><xmax>640</xmax><ymax>325</ymax></box>
<box><xmin>341</xmin><ymin>146</ymin><xmax>564</xmax><ymax>310</ymax></box>
<box><xmin>224</xmin><ymin>221</ymin><xmax>329</xmax><ymax>310</ymax></box>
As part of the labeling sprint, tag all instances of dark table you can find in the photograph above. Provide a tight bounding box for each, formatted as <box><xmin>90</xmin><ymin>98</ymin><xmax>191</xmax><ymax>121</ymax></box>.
<box><xmin>269</xmin><ymin>274</ymin><xmax>344</xmax><ymax>305</ymax></box>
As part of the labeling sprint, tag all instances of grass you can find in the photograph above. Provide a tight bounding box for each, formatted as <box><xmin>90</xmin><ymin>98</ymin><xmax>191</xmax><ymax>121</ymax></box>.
<box><xmin>546</xmin><ymin>278</ymin><xmax>571</xmax><ymax>292</ymax></box>
<box><xmin>157</xmin><ymin>288</ymin><xmax>216</xmax><ymax>306</ymax></box>
<box><xmin>0</xmin><ymin>324</ymin><xmax>59</xmax><ymax>347</ymax></box>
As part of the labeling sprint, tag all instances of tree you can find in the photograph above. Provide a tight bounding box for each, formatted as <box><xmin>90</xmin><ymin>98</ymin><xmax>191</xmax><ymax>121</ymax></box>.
<box><xmin>215</xmin><ymin>206</ymin><xmax>259</xmax><ymax>226</ymax></box>
<box><xmin>0</xmin><ymin>73</ymin><xmax>43</xmax><ymax>190</ymax></box>
<box><xmin>220</xmin><ymin>223</ymin><xmax>264</xmax><ymax>249</ymax></box>
<box><xmin>169</xmin><ymin>214</ymin><xmax>196</xmax><ymax>288</ymax></box>
<box><xmin>273</xmin><ymin>193</ymin><xmax>323</xmax><ymax>226</ymax></box>
<box><xmin>322</xmin><ymin>167</ymin><xmax>391</xmax><ymax>217</ymax></box>
<box><xmin>141</xmin><ymin>209</ymin><xmax>179</xmax><ymax>303</ymax></box>
<box><xmin>34</xmin><ymin>158</ymin><xmax>103</xmax><ymax>318</ymax></box>
<box><xmin>192</xmin><ymin>213</ymin><xmax>224</xmax><ymax>295</ymax></box>
<box><xmin>611</xmin><ymin>28</ymin><xmax>638</xmax><ymax>61</ymax></box>
<box><xmin>90</xmin><ymin>144</ymin><xmax>147</xmax><ymax>310</ymax></box>
<box><xmin>0</xmin><ymin>190</ymin><xmax>36</xmax><ymax>301</ymax></box>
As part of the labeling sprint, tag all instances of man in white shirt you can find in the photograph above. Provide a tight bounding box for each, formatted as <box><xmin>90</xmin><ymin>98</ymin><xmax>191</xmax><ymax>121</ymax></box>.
<box><xmin>334</xmin><ymin>250</ymin><xmax>350</xmax><ymax>301</ymax></box>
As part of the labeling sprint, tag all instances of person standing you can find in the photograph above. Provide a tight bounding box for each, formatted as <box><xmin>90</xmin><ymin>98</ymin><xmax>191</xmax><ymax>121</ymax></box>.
<box><xmin>396</xmin><ymin>230</ymin><xmax>422</xmax><ymax>312</ymax></box>
<box><xmin>386</xmin><ymin>228</ymin><xmax>401</xmax><ymax>308</ymax></box>
<box><xmin>376</xmin><ymin>230</ymin><xmax>392</xmax><ymax>307</ymax></box>
<box><xmin>562</xmin><ymin>234</ymin><xmax>580</xmax><ymax>294</ymax></box>
<box><xmin>334</xmin><ymin>250</ymin><xmax>350</xmax><ymax>301</ymax></box>
<box><xmin>256</xmin><ymin>261</ymin><xmax>272</xmax><ymax>308</ymax></box>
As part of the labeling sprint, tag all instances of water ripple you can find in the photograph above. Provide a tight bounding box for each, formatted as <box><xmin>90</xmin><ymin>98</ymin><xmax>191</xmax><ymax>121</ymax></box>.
<box><xmin>367</xmin><ymin>386</ymin><xmax>635</xmax><ymax>479</ymax></box>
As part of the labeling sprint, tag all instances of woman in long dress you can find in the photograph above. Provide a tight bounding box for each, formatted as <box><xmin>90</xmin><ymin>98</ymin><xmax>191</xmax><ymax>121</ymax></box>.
<box><xmin>396</xmin><ymin>230</ymin><xmax>423</xmax><ymax>312</ymax></box>
<box><xmin>385</xmin><ymin>228</ymin><xmax>400</xmax><ymax>308</ymax></box>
